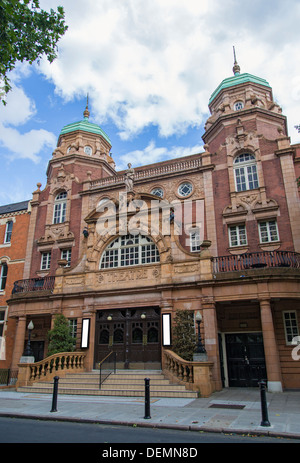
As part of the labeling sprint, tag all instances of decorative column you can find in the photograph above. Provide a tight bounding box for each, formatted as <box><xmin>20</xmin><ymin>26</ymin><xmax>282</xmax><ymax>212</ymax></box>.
<box><xmin>201</xmin><ymin>297</ymin><xmax>222</xmax><ymax>391</ymax></box>
<box><xmin>11</xmin><ymin>316</ymin><xmax>27</xmax><ymax>369</ymax></box>
<box><xmin>259</xmin><ymin>298</ymin><xmax>283</xmax><ymax>392</ymax></box>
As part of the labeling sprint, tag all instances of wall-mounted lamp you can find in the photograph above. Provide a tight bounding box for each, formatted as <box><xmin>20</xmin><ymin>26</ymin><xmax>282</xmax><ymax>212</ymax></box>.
<box><xmin>23</xmin><ymin>320</ymin><xmax>34</xmax><ymax>357</ymax></box>
<box><xmin>141</xmin><ymin>313</ymin><xmax>146</xmax><ymax>319</ymax></box>
<box><xmin>107</xmin><ymin>314</ymin><xmax>112</xmax><ymax>321</ymax></box>
<box><xmin>83</xmin><ymin>227</ymin><xmax>89</xmax><ymax>238</ymax></box>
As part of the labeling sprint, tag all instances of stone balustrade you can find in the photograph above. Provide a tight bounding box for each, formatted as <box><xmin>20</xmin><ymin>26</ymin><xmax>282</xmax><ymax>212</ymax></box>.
<box><xmin>163</xmin><ymin>349</ymin><xmax>214</xmax><ymax>397</ymax></box>
<box><xmin>17</xmin><ymin>352</ymin><xmax>86</xmax><ymax>387</ymax></box>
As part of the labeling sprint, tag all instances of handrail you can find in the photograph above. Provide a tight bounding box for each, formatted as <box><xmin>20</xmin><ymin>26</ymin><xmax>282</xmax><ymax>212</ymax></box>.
<box><xmin>12</xmin><ymin>276</ymin><xmax>55</xmax><ymax>294</ymax></box>
<box><xmin>163</xmin><ymin>350</ymin><xmax>195</xmax><ymax>384</ymax></box>
<box><xmin>17</xmin><ymin>351</ymin><xmax>86</xmax><ymax>387</ymax></box>
<box><xmin>99</xmin><ymin>351</ymin><xmax>116</xmax><ymax>389</ymax></box>
<box><xmin>213</xmin><ymin>251</ymin><xmax>300</xmax><ymax>273</ymax></box>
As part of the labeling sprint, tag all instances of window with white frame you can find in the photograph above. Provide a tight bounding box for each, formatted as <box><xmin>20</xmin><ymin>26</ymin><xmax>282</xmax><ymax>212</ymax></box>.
<box><xmin>61</xmin><ymin>248</ymin><xmax>72</xmax><ymax>267</ymax></box>
<box><xmin>53</xmin><ymin>191</ymin><xmax>67</xmax><ymax>224</ymax></box>
<box><xmin>283</xmin><ymin>311</ymin><xmax>299</xmax><ymax>344</ymax></box>
<box><xmin>41</xmin><ymin>252</ymin><xmax>51</xmax><ymax>270</ymax></box>
<box><xmin>100</xmin><ymin>234</ymin><xmax>160</xmax><ymax>269</ymax></box>
<box><xmin>233</xmin><ymin>153</ymin><xmax>259</xmax><ymax>192</ymax></box>
<box><xmin>0</xmin><ymin>263</ymin><xmax>8</xmax><ymax>291</ymax></box>
<box><xmin>0</xmin><ymin>308</ymin><xmax>6</xmax><ymax>337</ymax></box>
<box><xmin>229</xmin><ymin>224</ymin><xmax>247</xmax><ymax>247</ymax></box>
<box><xmin>258</xmin><ymin>220</ymin><xmax>279</xmax><ymax>243</ymax></box>
<box><xmin>4</xmin><ymin>221</ymin><xmax>13</xmax><ymax>243</ymax></box>
<box><xmin>69</xmin><ymin>319</ymin><xmax>77</xmax><ymax>339</ymax></box>
<box><xmin>190</xmin><ymin>229</ymin><xmax>201</xmax><ymax>252</ymax></box>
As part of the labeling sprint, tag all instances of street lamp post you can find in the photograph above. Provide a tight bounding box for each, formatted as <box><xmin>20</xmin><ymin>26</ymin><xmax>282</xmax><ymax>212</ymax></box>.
<box><xmin>193</xmin><ymin>311</ymin><xmax>208</xmax><ymax>361</ymax></box>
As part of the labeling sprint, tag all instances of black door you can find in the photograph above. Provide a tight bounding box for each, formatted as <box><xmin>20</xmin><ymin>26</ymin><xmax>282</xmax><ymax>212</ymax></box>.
<box><xmin>225</xmin><ymin>333</ymin><xmax>267</xmax><ymax>387</ymax></box>
<box><xmin>30</xmin><ymin>341</ymin><xmax>45</xmax><ymax>362</ymax></box>
<box><xmin>95</xmin><ymin>307</ymin><xmax>161</xmax><ymax>368</ymax></box>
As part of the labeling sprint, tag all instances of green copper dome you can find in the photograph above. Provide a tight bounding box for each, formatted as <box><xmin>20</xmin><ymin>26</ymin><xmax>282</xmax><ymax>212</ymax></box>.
<box><xmin>209</xmin><ymin>72</ymin><xmax>271</xmax><ymax>105</ymax></box>
<box><xmin>60</xmin><ymin>103</ymin><xmax>111</xmax><ymax>145</ymax></box>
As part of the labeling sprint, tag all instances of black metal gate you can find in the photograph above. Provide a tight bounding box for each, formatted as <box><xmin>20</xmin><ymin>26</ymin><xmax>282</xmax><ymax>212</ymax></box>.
<box><xmin>225</xmin><ymin>333</ymin><xmax>267</xmax><ymax>387</ymax></box>
<box><xmin>94</xmin><ymin>307</ymin><xmax>161</xmax><ymax>368</ymax></box>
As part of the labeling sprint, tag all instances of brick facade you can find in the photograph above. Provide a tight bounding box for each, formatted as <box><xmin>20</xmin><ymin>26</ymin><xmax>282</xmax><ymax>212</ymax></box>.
<box><xmin>3</xmin><ymin>65</ymin><xmax>300</xmax><ymax>393</ymax></box>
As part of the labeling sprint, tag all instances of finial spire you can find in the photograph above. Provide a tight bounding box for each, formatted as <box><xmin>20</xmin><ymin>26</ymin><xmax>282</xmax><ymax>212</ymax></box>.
<box><xmin>232</xmin><ymin>46</ymin><xmax>240</xmax><ymax>75</ymax></box>
<box><xmin>83</xmin><ymin>93</ymin><xmax>90</xmax><ymax>119</ymax></box>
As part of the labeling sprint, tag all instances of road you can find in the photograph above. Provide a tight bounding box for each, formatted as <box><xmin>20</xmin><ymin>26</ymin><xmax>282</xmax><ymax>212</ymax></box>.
<box><xmin>0</xmin><ymin>416</ymin><xmax>298</xmax><ymax>445</ymax></box>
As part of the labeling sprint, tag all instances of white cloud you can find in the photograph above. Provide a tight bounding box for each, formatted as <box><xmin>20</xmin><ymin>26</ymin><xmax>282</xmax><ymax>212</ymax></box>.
<box><xmin>36</xmin><ymin>0</ymin><xmax>300</xmax><ymax>144</ymax></box>
<box><xmin>0</xmin><ymin>84</ymin><xmax>56</xmax><ymax>163</ymax></box>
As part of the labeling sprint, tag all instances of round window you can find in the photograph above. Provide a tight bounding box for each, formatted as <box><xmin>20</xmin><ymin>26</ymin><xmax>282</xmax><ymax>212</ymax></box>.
<box><xmin>178</xmin><ymin>182</ymin><xmax>193</xmax><ymax>197</ymax></box>
<box><xmin>151</xmin><ymin>187</ymin><xmax>164</xmax><ymax>198</ymax></box>
<box><xmin>234</xmin><ymin>101</ymin><xmax>244</xmax><ymax>111</ymax></box>
<box><xmin>84</xmin><ymin>145</ymin><xmax>92</xmax><ymax>155</ymax></box>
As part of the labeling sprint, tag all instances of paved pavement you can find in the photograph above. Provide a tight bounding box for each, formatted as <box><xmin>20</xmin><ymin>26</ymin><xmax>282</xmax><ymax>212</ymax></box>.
<box><xmin>0</xmin><ymin>387</ymin><xmax>299</xmax><ymax>440</ymax></box>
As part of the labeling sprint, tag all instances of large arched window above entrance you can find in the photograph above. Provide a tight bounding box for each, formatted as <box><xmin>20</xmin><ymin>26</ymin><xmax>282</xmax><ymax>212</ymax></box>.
<box><xmin>100</xmin><ymin>234</ymin><xmax>160</xmax><ymax>269</ymax></box>
<box><xmin>233</xmin><ymin>153</ymin><xmax>259</xmax><ymax>192</ymax></box>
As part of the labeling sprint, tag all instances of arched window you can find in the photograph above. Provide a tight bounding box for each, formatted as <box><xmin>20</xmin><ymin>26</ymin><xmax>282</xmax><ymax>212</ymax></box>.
<box><xmin>53</xmin><ymin>191</ymin><xmax>67</xmax><ymax>224</ymax></box>
<box><xmin>100</xmin><ymin>234</ymin><xmax>160</xmax><ymax>269</ymax></box>
<box><xmin>233</xmin><ymin>153</ymin><xmax>259</xmax><ymax>192</ymax></box>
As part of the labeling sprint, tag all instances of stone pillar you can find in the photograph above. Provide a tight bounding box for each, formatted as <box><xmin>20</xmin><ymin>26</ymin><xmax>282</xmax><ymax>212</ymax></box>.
<box><xmin>81</xmin><ymin>303</ymin><xmax>96</xmax><ymax>371</ymax></box>
<box><xmin>259</xmin><ymin>298</ymin><xmax>283</xmax><ymax>392</ymax></box>
<box><xmin>202</xmin><ymin>298</ymin><xmax>222</xmax><ymax>391</ymax></box>
<box><xmin>11</xmin><ymin>316</ymin><xmax>27</xmax><ymax>369</ymax></box>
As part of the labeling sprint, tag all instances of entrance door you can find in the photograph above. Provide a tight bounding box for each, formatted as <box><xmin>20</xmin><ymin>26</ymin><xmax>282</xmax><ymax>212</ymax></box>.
<box><xmin>225</xmin><ymin>333</ymin><xmax>267</xmax><ymax>387</ymax></box>
<box><xmin>95</xmin><ymin>307</ymin><xmax>161</xmax><ymax>368</ymax></box>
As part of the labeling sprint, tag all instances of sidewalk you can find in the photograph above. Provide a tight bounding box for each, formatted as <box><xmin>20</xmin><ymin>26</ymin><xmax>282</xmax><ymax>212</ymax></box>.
<box><xmin>0</xmin><ymin>387</ymin><xmax>299</xmax><ymax>440</ymax></box>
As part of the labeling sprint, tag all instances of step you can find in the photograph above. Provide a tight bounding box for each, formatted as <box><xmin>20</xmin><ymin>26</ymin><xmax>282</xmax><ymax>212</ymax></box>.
<box><xmin>17</xmin><ymin>369</ymin><xmax>198</xmax><ymax>398</ymax></box>
<box><xmin>17</xmin><ymin>385</ymin><xmax>197</xmax><ymax>398</ymax></box>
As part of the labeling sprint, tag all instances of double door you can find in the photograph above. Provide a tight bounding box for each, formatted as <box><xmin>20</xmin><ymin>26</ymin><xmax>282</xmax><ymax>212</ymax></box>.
<box><xmin>225</xmin><ymin>333</ymin><xmax>267</xmax><ymax>387</ymax></box>
<box><xmin>95</xmin><ymin>307</ymin><xmax>161</xmax><ymax>368</ymax></box>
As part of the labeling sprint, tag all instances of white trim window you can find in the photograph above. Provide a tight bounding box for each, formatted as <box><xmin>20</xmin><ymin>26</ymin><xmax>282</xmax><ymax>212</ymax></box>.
<box><xmin>53</xmin><ymin>191</ymin><xmax>67</xmax><ymax>224</ymax></box>
<box><xmin>258</xmin><ymin>220</ymin><xmax>279</xmax><ymax>243</ymax></box>
<box><xmin>0</xmin><ymin>263</ymin><xmax>8</xmax><ymax>291</ymax></box>
<box><xmin>0</xmin><ymin>308</ymin><xmax>6</xmax><ymax>337</ymax></box>
<box><xmin>229</xmin><ymin>224</ymin><xmax>247</xmax><ymax>247</ymax></box>
<box><xmin>234</xmin><ymin>101</ymin><xmax>244</xmax><ymax>111</ymax></box>
<box><xmin>178</xmin><ymin>182</ymin><xmax>193</xmax><ymax>197</ymax></box>
<box><xmin>61</xmin><ymin>248</ymin><xmax>72</xmax><ymax>267</ymax></box>
<box><xmin>100</xmin><ymin>234</ymin><xmax>160</xmax><ymax>269</ymax></box>
<box><xmin>283</xmin><ymin>311</ymin><xmax>299</xmax><ymax>344</ymax></box>
<box><xmin>4</xmin><ymin>221</ymin><xmax>13</xmax><ymax>243</ymax></box>
<box><xmin>41</xmin><ymin>251</ymin><xmax>51</xmax><ymax>270</ymax></box>
<box><xmin>69</xmin><ymin>319</ymin><xmax>77</xmax><ymax>339</ymax></box>
<box><xmin>234</xmin><ymin>153</ymin><xmax>259</xmax><ymax>192</ymax></box>
<box><xmin>190</xmin><ymin>230</ymin><xmax>201</xmax><ymax>252</ymax></box>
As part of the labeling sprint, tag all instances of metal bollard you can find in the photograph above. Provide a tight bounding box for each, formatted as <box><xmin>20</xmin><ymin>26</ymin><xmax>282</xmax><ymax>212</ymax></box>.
<box><xmin>144</xmin><ymin>378</ymin><xmax>151</xmax><ymax>419</ymax></box>
<box><xmin>259</xmin><ymin>380</ymin><xmax>271</xmax><ymax>427</ymax></box>
<box><xmin>50</xmin><ymin>376</ymin><xmax>59</xmax><ymax>412</ymax></box>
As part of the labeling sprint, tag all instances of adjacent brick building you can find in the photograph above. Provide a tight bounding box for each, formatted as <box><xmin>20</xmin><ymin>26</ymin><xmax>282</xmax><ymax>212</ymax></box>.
<box><xmin>5</xmin><ymin>60</ymin><xmax>300</xmax><ymax>393</ymax></box>
<box><xmin>0</xmin><ymin>201</ymin><xmax>30</xmax><ymax>369</ymax></box>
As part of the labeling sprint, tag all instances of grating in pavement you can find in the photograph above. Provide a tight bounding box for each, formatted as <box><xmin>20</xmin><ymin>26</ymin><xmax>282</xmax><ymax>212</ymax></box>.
<box><xmin>209</xmin><ymin>403</ymin><xmax>245</xmax><ymax>409</ymax></box>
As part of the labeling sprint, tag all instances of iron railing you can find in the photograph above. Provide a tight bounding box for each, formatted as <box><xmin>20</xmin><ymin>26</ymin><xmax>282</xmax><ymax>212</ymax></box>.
<box><xmin>213</xmin><ymin>251</ymin><xmax>300</xmax><ymax>273</ymax></box>
<box><xmin>99</xmin><ymin>351</ymin><xmax>117</xmax><ymax>389</ymax></box>
<box><xmin>12</xmin><ymin>276</ymin><xmax>55</xmax><ymax>294</ymax></box>
<box><xmin>0</xmin><ymin>369</ymin><xmax>18</xmax><ymax>386</ymax></box>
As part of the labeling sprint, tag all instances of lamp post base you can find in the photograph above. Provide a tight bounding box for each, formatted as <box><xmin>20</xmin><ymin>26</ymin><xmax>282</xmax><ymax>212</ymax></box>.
<box><xmin>193</xmin><ymin>352</ymin><xmax>208</xmax><ymax>362</ymax></box>
<box><xmin>19</xmin><ymin>356</ymin><xmax>35</xmax><ymax>364</ymax></box>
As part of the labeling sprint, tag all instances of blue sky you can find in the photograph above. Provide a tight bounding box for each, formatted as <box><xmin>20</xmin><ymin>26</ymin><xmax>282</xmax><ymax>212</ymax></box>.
<box><xmin>1</xmin><ymin>0</ymin><xmax>300</xmax><ymax>206</ymax></box>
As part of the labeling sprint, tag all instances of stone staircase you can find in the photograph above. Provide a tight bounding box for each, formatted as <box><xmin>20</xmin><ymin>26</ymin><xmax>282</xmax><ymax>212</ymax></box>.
<box><xmin>17</xmin><ymin>370</ymin><xmax>198</xmax><ymax>398</ymax></box>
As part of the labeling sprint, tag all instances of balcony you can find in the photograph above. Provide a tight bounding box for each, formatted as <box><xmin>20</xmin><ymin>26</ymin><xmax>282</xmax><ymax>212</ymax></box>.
<box><xmin>12</xmin><ymin>276</ymin><xmax>55</xmax><ymax>295</ymax></box>
<box><xmin>213</xmin><ymin>251</ymin><xmax>300</xmax><ymax>273</ymax></box>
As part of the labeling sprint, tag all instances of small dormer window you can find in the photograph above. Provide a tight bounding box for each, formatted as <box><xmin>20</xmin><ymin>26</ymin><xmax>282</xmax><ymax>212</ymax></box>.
<box><xmin>234</xmin><ymin>101</ymin><xmax>244</xmax><ymax>111</ymax></box>
<box><xmin>84</xmin><ymin>145</ymin><xmax>92</xmax><ymax>155</ymax></box>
